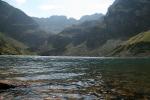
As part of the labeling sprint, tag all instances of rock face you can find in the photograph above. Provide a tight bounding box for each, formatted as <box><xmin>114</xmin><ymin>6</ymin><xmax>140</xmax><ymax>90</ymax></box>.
<box><xmin>105</xmin><ymin>0</ymin><xmax>150</xmax><ymax>38</ymax></box>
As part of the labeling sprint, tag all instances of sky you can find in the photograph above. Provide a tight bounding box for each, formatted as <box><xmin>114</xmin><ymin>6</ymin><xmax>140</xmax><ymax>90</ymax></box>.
<box><xmin>4</xmin><ymin>0</ymin><xmax>115</xmax><ymax>19</ymax></box>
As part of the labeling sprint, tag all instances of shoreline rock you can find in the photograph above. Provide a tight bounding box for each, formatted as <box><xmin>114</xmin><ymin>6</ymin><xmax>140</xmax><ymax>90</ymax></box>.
<box><xmin>0</xmin><ymin>80</ymin><xmax>29</xmax><ymax>91</ymax></box>
<box><xmin>0</xmin><ymin>80</ymin><xmax>16</xmax><ymax>90</ymax></box>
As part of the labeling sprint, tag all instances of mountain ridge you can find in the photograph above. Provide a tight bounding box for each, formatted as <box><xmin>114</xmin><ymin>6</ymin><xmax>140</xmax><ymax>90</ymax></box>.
<box><xmin>33</xmin><ymin>13</ymin><xmax>104</xmax><ymax>34</ymax></box>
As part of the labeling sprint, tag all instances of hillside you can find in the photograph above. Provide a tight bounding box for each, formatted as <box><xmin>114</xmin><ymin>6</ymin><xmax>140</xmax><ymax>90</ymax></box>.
<box><xmin>0</xmin><ymin>32</ymin><xmax>31</xmax><ymax>55</ymax></box>
<box><xmin>0</xmin><ymin>0</ymin><xmax>47</xmax><ymax>47</ymax></box>
<box><xmin>111</xmin><ymin>30</ymin><xmax>150</xmax><ymax>56</ymax></box>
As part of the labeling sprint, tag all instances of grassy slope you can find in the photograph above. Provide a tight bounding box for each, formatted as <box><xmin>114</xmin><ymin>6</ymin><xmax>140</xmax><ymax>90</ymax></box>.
<box><xmin>126</xmin><ymin>31</ymin><xmax>150</xmax><ymax>44</ymax></box>
<box><xmin>0</xmin><ymin>32</ymin><xmax>32</xmax><ymax>55</ymax></box>
<box><xmin>111</xmin><ymin>30</ymin><xmax>150</xmax><ymax>56</ymax></box>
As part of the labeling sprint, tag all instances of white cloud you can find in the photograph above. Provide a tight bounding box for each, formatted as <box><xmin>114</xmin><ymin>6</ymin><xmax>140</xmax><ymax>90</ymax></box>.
<box><xmin>15</xmin><ymin>0</ymin><xmax>26</xmax><ymax>5</ymax></box>
<box><xmin>39</xmin><ymin>4</ymin><xmax>61</xmax><ymax>11</ymax></box>
<box><xmin>88</xmin><ymin>0</ymin><xmax>114</xmax><ymax>14</ymax></box>
<box><xmin>6</xmin><ymin>0</ymin><xmax>114</xmax><ymax>19</ymax></box>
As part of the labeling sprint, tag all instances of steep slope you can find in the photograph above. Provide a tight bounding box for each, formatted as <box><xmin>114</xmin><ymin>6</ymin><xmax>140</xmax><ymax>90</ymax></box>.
<box><xmin>105</xmin><ymin>0</ymin><xmax>150</xmax><ymax>38</ymax></box>
<box><xmin>0</xmin><ymin>0</ymin><xmax>47</xmax><ymax>47</ymax></box>
<box><xmin>111</xmin><ymin>30</ymin><xmax>150</xmax><ymax>56</ymax></box>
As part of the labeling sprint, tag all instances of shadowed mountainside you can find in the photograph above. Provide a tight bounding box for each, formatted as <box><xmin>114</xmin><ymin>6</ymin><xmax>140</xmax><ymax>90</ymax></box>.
<box><xmin>0</xmin><ymin>0</ymin><xmax>48</xmax><ymax>48</ymax></box>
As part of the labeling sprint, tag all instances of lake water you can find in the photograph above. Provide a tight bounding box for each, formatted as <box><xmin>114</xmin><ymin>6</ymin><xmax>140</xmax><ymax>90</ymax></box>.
<box><xmin>0</xmin><ymin>56</ymin><xmax>150</xmax><ymax>100</ymax></box>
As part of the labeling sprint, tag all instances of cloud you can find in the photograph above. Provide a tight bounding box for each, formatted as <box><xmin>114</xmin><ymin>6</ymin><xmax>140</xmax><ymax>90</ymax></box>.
<box><xmin>39</xmin><ymin>4</ymin><xmax>61</xmax><ymax>11</ymax></box>
<box><xmin>8</xmin><ymin>0</ymin><xmax>114</xmax><ymax>19</ymax></box>
<box><xmin>15</xmin><ymin>0</ymin><xmax>26</xmax><ymax>5</ymax></box>
<box><xmin>88</xmin><ymin>0</ymin><xmax>114</xmax><ymax>14</ymax></box>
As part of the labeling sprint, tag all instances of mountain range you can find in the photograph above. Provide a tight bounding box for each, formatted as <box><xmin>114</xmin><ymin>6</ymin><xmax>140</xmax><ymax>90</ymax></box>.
<box><xmin>33</xmin><ymin>13</ymin><xmax>103</xmax><ymax>34</ymax></box>
<box><xmin>0</xmin><ymin>0</ymin><xmax>150</xmax><ymax>57</ymax></box>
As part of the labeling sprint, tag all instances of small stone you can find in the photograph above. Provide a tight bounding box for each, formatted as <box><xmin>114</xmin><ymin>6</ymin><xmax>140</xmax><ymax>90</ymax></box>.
<box><xmin>44</xmin><ymin>97</ymin><xmax>51</xmax><ymax>100</ymax></box>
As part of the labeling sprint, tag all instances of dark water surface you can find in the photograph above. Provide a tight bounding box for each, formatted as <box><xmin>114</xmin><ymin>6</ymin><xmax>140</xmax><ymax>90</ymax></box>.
<box><xmin>0</xmin><ymin>56</ymin><xmax>150</xmax><ymax>100</ymax></box>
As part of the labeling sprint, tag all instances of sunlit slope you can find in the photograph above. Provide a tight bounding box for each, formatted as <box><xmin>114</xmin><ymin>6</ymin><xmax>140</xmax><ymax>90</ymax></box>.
<box><xmin>112</xmin><ymin>31</ymin><xmax>150</xmax><ymax>56</ymax></box>
<box><xmin>126</xmin><ymin>31</ymin><xmax>150</xmax><ymax>44</ymax></box>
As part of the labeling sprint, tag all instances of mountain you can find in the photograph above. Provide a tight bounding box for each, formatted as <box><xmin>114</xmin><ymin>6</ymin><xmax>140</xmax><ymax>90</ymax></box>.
<box><xmin>33</xmin><ymin>16</ymin><xmax>77</xmax><ymax>34</ymax></box>
<box><xmin>111</xmin><ymin>30</ymin><xmax>150</xmax><ymax>56</ymax></box>
<box><xmin>0</xmin><ymin>0</ymin><xmax>47</xmax><ymax>48</ymax></box>
<box><xmin>61</xmin><ymin>0</ymin><xmax>150</xmax><ymax>44</ymax></box>
<box><xmin>33</xmin><ymin>14</ymin><xmax>103</xmax><ymax>34</ymax></box>
<box><xmin>105</xmin><ymin>0</ymin><xmax>150</xmax><ymax>38</ymax></box>
<box><xmin>39</xmin><ymin>19</ymin><xmax>103</xmax><ymax>56</ymax></box>
<box><xmin>42</xmin><ymin>0</ymin><xmax>150</xmax><ymax>56</ymax></box>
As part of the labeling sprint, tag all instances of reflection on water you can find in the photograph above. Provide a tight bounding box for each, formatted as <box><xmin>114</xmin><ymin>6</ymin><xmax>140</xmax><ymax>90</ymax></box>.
<box><xmin>0</xmin><ymin>56</ymin><xmax>150</xmax><ymax>99</ymax></box>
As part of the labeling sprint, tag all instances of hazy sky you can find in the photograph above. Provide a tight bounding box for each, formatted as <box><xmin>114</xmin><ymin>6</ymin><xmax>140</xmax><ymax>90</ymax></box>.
<box><xmin>4</xmin><ymin>0</ymin><xmax>114</xmax><ymax>19</ymax></box>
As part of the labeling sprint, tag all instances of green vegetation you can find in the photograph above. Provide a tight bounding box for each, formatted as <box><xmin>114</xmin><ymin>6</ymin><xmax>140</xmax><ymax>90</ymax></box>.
<box><xmin>111</xmin><ymin>31</ymin><xmax>150</xmax><ymax>56</ymax></box>
<box><xmin>0</xmin><ymin>32</ymin><xmax>32</xmax><ymax>55</ymax></box>
<box><xmin>126</xmin><ymin>31</ymin><xmax>150</xmax><ymax>44</ymax></box>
